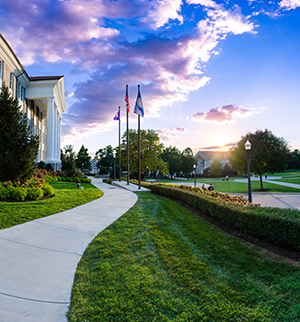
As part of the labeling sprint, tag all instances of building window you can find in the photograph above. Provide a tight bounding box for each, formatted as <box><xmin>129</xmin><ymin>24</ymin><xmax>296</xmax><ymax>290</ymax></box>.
<box><xmin>0</xmin><ymin>61</ymin><xmax>3</xmax><ymax>87</ymax></box>
<box><xmin>21</xmin><ymin>86</ymin><xmax>25</xmax><ymax>101</ymax></box>
<box><xmin>10</xmin><ymin>73</ymin><xmax>14</xmax><ymax>94</ymax></box>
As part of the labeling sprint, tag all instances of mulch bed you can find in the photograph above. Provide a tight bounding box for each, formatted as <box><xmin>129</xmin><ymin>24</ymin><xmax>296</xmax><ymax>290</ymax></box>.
<box><xmin>174</xmin><ymin>199</ymin><xmax>300</xmax><ymax>263</ymax></box>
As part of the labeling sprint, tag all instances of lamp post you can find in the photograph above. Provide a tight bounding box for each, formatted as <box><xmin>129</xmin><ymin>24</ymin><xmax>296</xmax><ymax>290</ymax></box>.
<box><xmin>113</xmin><ymin>152</ymin><xmax>116</xmax><ymax>180</ymax></box>
<box><xmin>193</xmin><ymin>164</ymin><xmax>197</xmax><ymax>187</ymax></box>
<box><xmin>245</xmin><ymin>140</ymin><xmax>252</xmax><ymax>203</ymax></box>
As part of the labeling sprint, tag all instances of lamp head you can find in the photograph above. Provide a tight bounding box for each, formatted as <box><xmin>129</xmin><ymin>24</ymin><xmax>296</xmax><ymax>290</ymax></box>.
<box><xmin>245</xmin><ymin>140</ymin><xmax>251</xmax><ymax>151</ymax></box>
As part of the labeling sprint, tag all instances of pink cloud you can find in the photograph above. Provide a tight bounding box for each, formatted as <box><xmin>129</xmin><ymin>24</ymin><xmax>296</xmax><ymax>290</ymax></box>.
<box><xmin>191</xmin><ymin>105</ymin><xmax>257</xmax><ymax>124</ymax></box>
<box><xmin>156</xmin><ymin>127</ymin><xmax>187</xmax><ymax>142</ymax></box>
<box><xmin>0</xmin><ymin>0</ymin><xmax>258</xmax><ymax>139</ymax></box>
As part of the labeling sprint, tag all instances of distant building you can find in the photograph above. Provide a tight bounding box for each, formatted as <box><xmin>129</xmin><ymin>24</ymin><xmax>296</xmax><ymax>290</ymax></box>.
<box><xmin>194</xmin><ymin>151</ymin><xmax>230</xmax><ymax>174</ymax></box>
<box><xmin>90</xmin><ymin>159</ymin><xmax>98</xmax><ymax>174</ymax></box>
<box><xmin>0</xmin><ymin>33</ymin><xmax>65</xmax><ymax>170</ymax></box>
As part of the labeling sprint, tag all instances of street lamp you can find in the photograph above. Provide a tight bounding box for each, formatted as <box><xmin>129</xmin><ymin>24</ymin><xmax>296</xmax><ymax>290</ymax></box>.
<box><xmin>193</xmin><ymin>164</ymin><xmax>197</xmax><ymax>187</ymax></box>
<box><xmin>245</xmin><ymin>140</ymin><xmax>252</xmax><ymax>203</ymax></box>
<box><xmin>113</xmin><ymin>152</ymin><xmax>116</xmax><ymax>180</ymax></box>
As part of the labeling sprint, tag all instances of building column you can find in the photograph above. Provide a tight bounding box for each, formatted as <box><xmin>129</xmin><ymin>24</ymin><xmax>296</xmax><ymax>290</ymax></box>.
<box><xmin>45</xmin><ymin>97</ymin><xmax>54</xmax><ymax>163</ymax></box>
<box><xmin>54</xmin><ymin>105</ymin><xmax>58</xmax><ymax>161</ymax></box>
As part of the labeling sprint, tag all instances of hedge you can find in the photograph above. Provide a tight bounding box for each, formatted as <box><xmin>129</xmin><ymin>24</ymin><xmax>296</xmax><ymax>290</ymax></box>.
<box><xmin>143</xmin><ymin>183</ymin><xmax>300</xmax><ymax>251</ymax></box>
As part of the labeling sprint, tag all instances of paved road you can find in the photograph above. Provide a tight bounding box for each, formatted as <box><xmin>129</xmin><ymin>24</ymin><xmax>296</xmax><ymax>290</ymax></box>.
<box><xmin>0</xmin><ymin>179</ymin><xmax>138</xmax><ymax>322</ymax></box>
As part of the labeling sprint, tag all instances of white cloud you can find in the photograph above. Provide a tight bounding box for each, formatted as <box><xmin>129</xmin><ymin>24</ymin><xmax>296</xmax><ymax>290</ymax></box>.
<box><xmin>279</xmin><ymin>0</ymin><xmax>300</xmax><ymax>10</ymax></box>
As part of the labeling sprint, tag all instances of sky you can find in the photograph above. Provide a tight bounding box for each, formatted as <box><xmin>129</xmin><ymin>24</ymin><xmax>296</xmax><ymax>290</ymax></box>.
<box><xmin>0</xmin><ymin>0</ymin><xmax>299</xmax><ymax>156</ymax></box>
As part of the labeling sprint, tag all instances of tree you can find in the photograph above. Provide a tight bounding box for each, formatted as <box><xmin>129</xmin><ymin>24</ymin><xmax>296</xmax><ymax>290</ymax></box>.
<box><xmin>120</xmin><ymin>129</ymin><xmax>169</xmax><ymax>178</ymax></box>
<box><xmin>180</xmin><ymin>147</ymin><xmax>197</xmax><ymax>178</ymax></box>
<box><xmin>75</xmin><ymin>145</ymin><xmax>91</xmax><ymax>171</ymax></box>
<box><xmin>229</xmin><ymin>129</ymin><xmax>290</xmax><ymax>190</ymax></box>
<box><xmin>0</xmin><ymin>84</ymin><xmax>39</xmax><ymax>182</ymax></box>
<box><xmin>95</xmin><ymin>145</ymin><xmax>114</xmax><ymax>173</ymax></box>
<box><xmin>161</xmin><ymin>146</ymin><xmax>182</xmax><ymax>179</ymax></box>
<box><xmin>288</xmin><ymin>149</ymin><xmax>300</xmax><ymax>170</ymax></box>
<box><xmin>61</xmin><ymin>145</ymin><xmax>76</xmax><ymax>174</ymax></box>
<box><xmin>210</xmin><ymin>158</ymin><xmax>223</xmax><ymax>178</ymax></box>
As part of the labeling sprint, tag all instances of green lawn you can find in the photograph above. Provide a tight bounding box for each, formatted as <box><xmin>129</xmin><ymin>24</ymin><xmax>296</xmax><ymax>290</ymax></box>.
<box><xmin>150</xmin><ymin>177</ymin><xmax>300</xmax><ymax>193</ymax></box>
<box><xmin>0</xmin><ymin>182</ymin><xmax>103</xmax><ymax>229</ymax></box>
<box><xmin>68</xmin><ymin>192</ymin><xmax>300</xmax><ymax>322</ymax></box>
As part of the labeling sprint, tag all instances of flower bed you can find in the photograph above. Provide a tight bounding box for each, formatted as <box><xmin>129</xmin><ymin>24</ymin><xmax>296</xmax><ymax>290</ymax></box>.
<box><xmin>0</xmin><ymin>169</ymin><xmax>91</xmax><ymax>201</ymax></box>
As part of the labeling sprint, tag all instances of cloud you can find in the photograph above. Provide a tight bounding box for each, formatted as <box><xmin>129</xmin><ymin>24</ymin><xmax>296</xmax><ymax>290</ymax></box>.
<box><xmin>279</xmin><ymin>0</ymin><xmax>300</xmax><ymax>10</ymax></box>
<box><xmin>191</xmin><ymin>104</ymin><xmax>258</xmax><ymax>124</ymax></box>
<box><xmin>156</xmin><ymin>127</ymin><xmax>187</xmax><ymax>142</ymax></box>
<box><xmin>201</xmin><ymin>142</ymin><xmax>237</xmax><ymax>150</ymax></box>
<box><xmin>0</xmin><ymin>0</ymin><xmax>256</xmax><ymax>139</ymax></box>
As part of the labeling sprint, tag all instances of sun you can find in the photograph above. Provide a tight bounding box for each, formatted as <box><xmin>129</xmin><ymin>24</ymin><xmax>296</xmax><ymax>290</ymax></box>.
<box><xmin>211</xmin><ymin>134</ymin><xmax>232</xmax><ymax>149</ymax></box>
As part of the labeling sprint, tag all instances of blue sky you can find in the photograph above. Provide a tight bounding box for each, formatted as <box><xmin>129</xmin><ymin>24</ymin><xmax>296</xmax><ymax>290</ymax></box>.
<box><xmin>1</xmin><ymin>0</ymin><xmax>299</xmax><ymax>156</ymax></box>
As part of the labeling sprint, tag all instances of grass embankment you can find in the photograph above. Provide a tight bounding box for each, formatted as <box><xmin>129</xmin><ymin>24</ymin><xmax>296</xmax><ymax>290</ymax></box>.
<box><xmin>0</xmin><ymin>182</ymin><xmax>103</xmax><ymax>229</ymax></box>
<box><xmin>68</xmin><ymin>192</ymin><xmax>300</xmax><ymax>322</ymax></box>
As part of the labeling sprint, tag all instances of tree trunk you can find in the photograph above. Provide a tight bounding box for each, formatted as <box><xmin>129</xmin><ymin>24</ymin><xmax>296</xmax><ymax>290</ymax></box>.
<box><xmin>259</xmin><ymin>173</ymin><xmax>264</xmax><ymax>190</ymax></box>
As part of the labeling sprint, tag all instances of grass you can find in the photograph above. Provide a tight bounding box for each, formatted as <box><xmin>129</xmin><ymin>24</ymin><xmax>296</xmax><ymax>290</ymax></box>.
<box><xmin>0</xmin><ymin>182</ymin><xmax>103</xmax><ymax>229</ymax></box>
<box><xmin>153</xmin><ymin>178</ymin><xmax>300</xmax><ymax>193</ymax></box>
<box><xmin>151</xmin><ymin>170</ymin><xmax>300</xmax><ymax>193</ymax></box>
<box><xmin>68</xmin><ymin>192</ymin><xmax>300</xmax><ymax>322</ymax></box>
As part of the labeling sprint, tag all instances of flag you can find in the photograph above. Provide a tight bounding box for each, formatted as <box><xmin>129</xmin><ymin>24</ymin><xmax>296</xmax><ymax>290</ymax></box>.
<box><xmin>134</xmin><ymin>85</ymin><xmax>144</xmax><ymax>117</ymax></box>
<box><xmin>124</xmin><ymin>86</ymin><xmax>130</xmax><ymax>113</ymax></box>
<box><xmin>113</xmin><ymin>110</ymin><xmax>120</xmax><ymax>121</ymax></box>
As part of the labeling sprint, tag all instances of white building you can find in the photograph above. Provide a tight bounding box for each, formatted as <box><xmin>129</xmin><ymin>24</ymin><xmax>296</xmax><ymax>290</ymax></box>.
<box><xmin>0</xmin><ymin>34</ymin><xmax>65</xmax><ymax>170</ymax></box>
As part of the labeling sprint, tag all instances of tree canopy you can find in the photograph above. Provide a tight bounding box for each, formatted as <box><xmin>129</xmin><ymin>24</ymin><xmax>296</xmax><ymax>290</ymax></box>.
<box><xmin>288</xmin><ymin>149</ymin><xmax>300</xmax><ymax>170</ymax></box>
<box><xmin>75</xmin><ymin>145</ymin><xmax>91</xmax><ymax>171</ymax></box>
<box><xmin>95</xmin><ymin>145</ymin><xmax>114</xmax><ymax>172</ymax></box>
<box><xmin>161</xmin><ymin>146</ymin><xmax>182</xmax><ymax>179</ymax></box>
<box><xmin>210</xmin><ymin>158</ymin><xmax>223</xmax><ymax>178</ymax></box>
<box><xmin>228</xmin><ymin>129</ymin><xmax>290</xmax><ymax>189</ymax></box>
<box><xmin>181</xmin><ymin>147</ymin><xmax>197</xmax><ymax>178</ymax></box>
<box><xmin>61</xmin><ymin>145</ymin><xmax>76</xmax><ymax>174</ymax></box>
<box><xmin>120</xmin><ymin>129</ymin><xmax>169</xmax><ymax>178</ymax></box>
<box><xmin>0</xmin><ymin>84</ymin><xmax>39</xmax><ymax>182</ymax></box>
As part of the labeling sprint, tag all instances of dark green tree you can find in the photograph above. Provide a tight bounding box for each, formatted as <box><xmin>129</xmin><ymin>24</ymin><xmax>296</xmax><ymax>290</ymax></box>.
<box><xmin>288</xmin><ymin>149</ymin><xmax>300</xmax><ymax>170</ymax></box>
<box><xmin>61</xmin><ymin>145</ymin><xmax>76</xmax><ymax>174</ymax></box>
<box><xmin>181</xmin><ymin>147</ymin><xmax>197</xmax><ymax>178</ymax></box>
<box><xmin>120</xmin><ymin>129</ymin><xmax>169</xmax><ymax>178</ymax></box>
<box><xmin>210</xmin><ymin>158</ymin><xmax>223</xmax><ymax>178</ymax></box>
<box><xmin>75</xmin><ymin>145</ymin><xmax>91</xmax><ymax>171</ymax></box>
<box><xmin>0</xmin><ymin>84</ymin><xmax>39</xmax><ymax>182</ymax></box>
<box><xmin>95</xmin><ymin>145</ymin><xmax>114</xmax><ymax>173</ymax></box>
<box><xmin>229</xmin><ymin>129</ymin><xmax>290</xmax><ymax>190</ymax></box>
<box><xmin>161</xmin><ymin>146</ymin><xmax>182</xmax><ymax>179</ymax></box>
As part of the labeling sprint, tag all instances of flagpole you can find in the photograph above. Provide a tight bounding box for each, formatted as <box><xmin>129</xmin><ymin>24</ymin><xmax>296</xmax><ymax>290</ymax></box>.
<box><xmin>126</xmin><ymin>85</ymin><xmax>130</xmax><ymax>185</ymax></box>
<box><xmin>138</xmin><ymin>113</ymin><xmax>141</xmax><ymax>189</ymax></box>
<box><xmin>118</xmin><ymin>106</ymin><xmax>121</xmax><ymax>182</ymax></box>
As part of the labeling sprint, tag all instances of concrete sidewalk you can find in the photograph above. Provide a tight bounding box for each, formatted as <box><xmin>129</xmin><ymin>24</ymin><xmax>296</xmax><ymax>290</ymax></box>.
<box><xmin>112</xmin><ymin>180</ymin><xmax>151</xmax><ymax>192</ymax></box>
<box><xmin>0</xmin><ymin>178</ymin><xmax>138</xmax><ymax>322</ymax></box>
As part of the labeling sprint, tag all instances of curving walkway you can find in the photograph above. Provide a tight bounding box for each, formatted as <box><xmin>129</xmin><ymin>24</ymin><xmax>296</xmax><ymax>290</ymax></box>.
<box><xmin>0</xmin><ymin>178</ymin><xmax>138</xmax><ymax>322</ymax></box>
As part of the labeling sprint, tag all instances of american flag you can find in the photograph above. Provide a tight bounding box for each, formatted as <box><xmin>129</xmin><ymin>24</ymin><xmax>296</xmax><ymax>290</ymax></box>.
<box><xmin>124</xmin><ymin>86</ymin><xmax>130</xmax><ymax>113</ymax></box>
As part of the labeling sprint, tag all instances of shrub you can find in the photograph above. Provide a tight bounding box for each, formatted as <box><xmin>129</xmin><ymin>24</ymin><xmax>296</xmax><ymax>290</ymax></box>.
<box><xmin>27</xmin><ymin>187</ymin><xmax>44</xmax><ymax>200</ymax></box>
<box><xmin>99</xmin><ymin>167</ymin><xmax>108</xmax><ymax>174</ymax></box>
<box><xmin>46</xmin><ymin>163</ymin><xmax>53</xmax><ymax>171</ymax></box>
<box><xmin>42</xmin><ymin>183</ymin><xmax>55</xmax><ymax>196</ymax></box>
<box><xmin>37</xmin><ymin>161</ymin><xmax>46</xmax><ymax>169</ymax></box>
<box><xmin>0</xmin><ymin>186</ymin><xmax>10</xmax><ymax>200</ymax></box>
<box><xmin>141</xmin><ymin>182</ymin><xmax>300</xmax><ymax>250</ymax></box>
<box><xmin>10</xmin><ymin>187</ymin><xmax>28</xmax><ymax>201</ymax></box>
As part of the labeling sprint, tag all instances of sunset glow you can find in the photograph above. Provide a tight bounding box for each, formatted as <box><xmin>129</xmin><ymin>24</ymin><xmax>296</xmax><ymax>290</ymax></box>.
<box><xmin>0</xmin><ymin>0</ymin><xmax>299</xmax><ymax>155</ymax></box>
